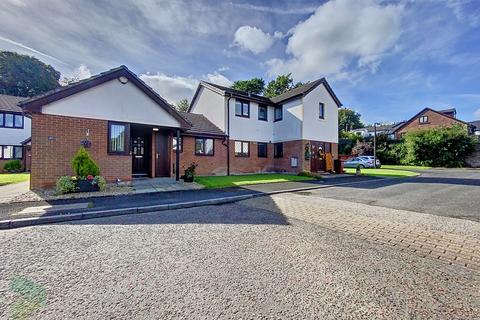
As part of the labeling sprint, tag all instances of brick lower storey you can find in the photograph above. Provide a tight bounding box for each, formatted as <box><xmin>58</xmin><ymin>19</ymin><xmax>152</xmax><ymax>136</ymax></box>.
<box><xmin>30</xmin><ymin>114</ymin><xmax>337</xmax><ymax>189</ymax></box>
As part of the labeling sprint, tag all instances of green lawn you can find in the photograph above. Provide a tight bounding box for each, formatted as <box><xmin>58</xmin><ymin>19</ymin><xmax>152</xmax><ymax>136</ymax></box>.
<box><xmin>381</xmin><ymin>165</ymin><xmax>432</xmax><ymax>170</ymax></box>
<box><xmin>0</xmin><ymin>173</ymin><xmax>30</xmax><ymax>186</ymax></box>
<box><xmin>344</xmin><ymin>168</ymin><xmax>419</xmax><ymax>178</ymax></box>
<box><xmin>195</xmin><ymin>174</ymin><xmax>315</xmax><ymax>189</ymax></box>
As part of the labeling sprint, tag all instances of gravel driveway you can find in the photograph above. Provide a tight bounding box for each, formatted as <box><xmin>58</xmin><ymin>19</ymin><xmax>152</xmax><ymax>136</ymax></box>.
<box><xmin>1</xmin><ymin>204</ymin><xmax>478</xmax><ymax>319</ymax></box>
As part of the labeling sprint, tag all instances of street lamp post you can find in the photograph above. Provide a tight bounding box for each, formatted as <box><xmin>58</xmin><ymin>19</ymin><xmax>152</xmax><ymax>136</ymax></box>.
<box><xmin>373</xmin><ymin>123</ymin><xmax>378</xmax><ymax>169</ymax></box>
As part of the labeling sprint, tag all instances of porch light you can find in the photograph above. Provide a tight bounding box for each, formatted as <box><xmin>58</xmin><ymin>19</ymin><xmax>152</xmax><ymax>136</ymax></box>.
<box><xmin>152</xmin><ymin>128</ymin><xmax>159</xmax><ymax>131</ymax></box>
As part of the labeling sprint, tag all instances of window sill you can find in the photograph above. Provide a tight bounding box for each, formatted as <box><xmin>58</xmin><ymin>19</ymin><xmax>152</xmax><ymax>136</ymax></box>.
<box><xmin>235</xmin><ymin>154</ymin><xmax>250</xmax><ymax>158</ymax></box>
<box><xmin>235</xmin><ymin>114</ymin><xmax>250</xmax><ymax>118</ymax></box>
<box><xmin>107</xmin><ymin>152</ymin><xmax>130</xmax><ymax>156</ymax></box>
<box><xmin>274</xmin><ymin>119</ymin><xmax>283</xmax><ymax>122</ymax></box>
<box><xmin>195</xmin><ymin>153</ymin><xmax>214</xmax><ymax>157</ymax></box>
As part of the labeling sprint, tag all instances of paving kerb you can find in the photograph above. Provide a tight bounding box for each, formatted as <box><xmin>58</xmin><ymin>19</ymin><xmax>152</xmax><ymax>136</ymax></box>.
<box><xmin>0</xmin><ymin>177</ymin><xmax>393</xmax><ymax>229</ymax></box>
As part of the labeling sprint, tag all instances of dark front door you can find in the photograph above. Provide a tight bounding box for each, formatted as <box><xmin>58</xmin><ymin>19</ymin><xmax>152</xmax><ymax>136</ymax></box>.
<box><xmin>310</xmin><ymin>141</ymin><xmax>326</xmax><ymax>172</ymax></box>
<box><xmin>132</xmin><ymin>136</ymin><xmax>146</xmax><ymax>174</ymax></box>
<box><xmin>155</xmin><ymin>133</ymin><xmax>169</xmax><ymax>177</ymax></box>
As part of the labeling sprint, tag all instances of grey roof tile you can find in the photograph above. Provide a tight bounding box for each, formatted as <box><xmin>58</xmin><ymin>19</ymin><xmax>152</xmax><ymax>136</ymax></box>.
<box><xmin>0</xmin><ymin>94</ymin><xmax>26</xmax><ymax>112</ymax></box>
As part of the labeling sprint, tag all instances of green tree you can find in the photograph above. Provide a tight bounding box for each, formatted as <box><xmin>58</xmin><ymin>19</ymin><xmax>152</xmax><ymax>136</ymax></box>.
<box><xmin>175</xmin><ymin>98</ymin><xmax>190</xmax><ymax>112</ymax></box>
<box><xmin>264</xmin><ymin>74</ymin><xmax>303</xmax><ymax>98</ymax></box>
<box><xmin>0</xmin><ymin>51</ymin><xmax>61</xmax><ymax>97</ymax></box>
<box><xmin>231</xmin><ymin>78</ymin><xmax>265</xmax><ymax>95</ymax></box>
<box><xmin>338</xmin><ymin>108</ymin><xmax>364</xmax><ymax>133</ymax></box>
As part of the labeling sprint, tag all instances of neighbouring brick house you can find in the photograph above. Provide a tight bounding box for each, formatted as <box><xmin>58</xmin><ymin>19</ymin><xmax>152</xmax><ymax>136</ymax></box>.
<box><xmin>391</xmin><ymin>107</ymin><xmax>474</xmax><ymax>139</ymax></box>
<box><xmin>20</xmin><ymin>66</ymin><xmax>341</xmax><ymax>189</ymax></box>
<box><xmin>0</xmin><ymin>94</ymin><xmax>31</xmax><ymax>172</ymax></box>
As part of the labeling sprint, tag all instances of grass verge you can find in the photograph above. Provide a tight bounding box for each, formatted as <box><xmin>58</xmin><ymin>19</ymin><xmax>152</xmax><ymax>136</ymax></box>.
<box><xmin>0</xmin><ymin>173</ymin><xmax>30</xmax><ymax>186</ymax></box>
<box><xmin>381</xmin><ymin>165</ymin><xmax>432</xmax><ymax>170</ymax></box>
<box><xmin>344</xmin><ymin>168</ymin><xmax>419</xmax><ymax>178</ymax></box>
<box><xmin>195</xmin><ymin>173</ymin><xmax>315</xmax><ymax>189</ymax></box>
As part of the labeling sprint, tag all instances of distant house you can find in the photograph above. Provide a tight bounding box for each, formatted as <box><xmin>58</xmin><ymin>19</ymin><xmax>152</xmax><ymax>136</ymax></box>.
<box><xmin>391</xmin><ymin>107</ymin><xmax>473</xmax><ymax>139</ymax></box>
<box><xmin>351</xmin><ymin>122</ymin><xmax>405</xmax><ymax>140</ymax></box>
<box><xmin>0</xmin><ymin>94</ymin><xmax>31</xmax><ymax>172</ymax></box>
<box><xmin>469</xmin><ymin>120</ymin><xmax>480</xmax><ymax>136</ymax></box>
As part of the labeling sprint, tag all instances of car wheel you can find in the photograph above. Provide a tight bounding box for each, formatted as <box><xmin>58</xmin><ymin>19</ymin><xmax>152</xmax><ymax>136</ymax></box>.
<box><xmin>359</xmin><ymin>164</ymin><xmax>365</xmax><ymax>169</ymax></box>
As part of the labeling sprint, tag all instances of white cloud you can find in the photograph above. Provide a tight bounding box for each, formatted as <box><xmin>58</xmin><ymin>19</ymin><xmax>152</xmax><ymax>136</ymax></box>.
<box><xmin>230</xmin><ymin>3</ymin><xmax>317</xmax><ymax>15</ymax></box>
<box><xmin>233</xmin><ymin>26</ymin><xmax>275</xmax><ymax>54</ymax></box>
<box><xmin>474</xmin><ymin>108</ymin><xmax>480</xmax><ymax>118</ymax></box>
<box><xmin>140</xmin><ymin>71</ymin><xmax>232</xmax><ymax>104</ymax></box>
<box><xmin>0</xmin><ymin>35</ymin><xmax>66</xmax><ymax>65</ymax></box>
<box><xmin>205</xmin><ymin>72</ymin><xmax>233</xmax><ymax>87</ymax></box>
<box><xmin>70</xmin><ymin>64</ymin><xmax>92</xmax><ymax>80</ymax></box>
<box><xmin>267</xmin><ymin>0</ymin><xmax>404</xmax><ymax>81</ymax></box>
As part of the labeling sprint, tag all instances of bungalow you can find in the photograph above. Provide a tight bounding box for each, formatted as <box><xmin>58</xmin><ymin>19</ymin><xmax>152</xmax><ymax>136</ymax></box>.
<box><xmin>19</xmin><ymin>66</ymin><xmax>341</xmax><ymax>189</ymax></box>
<box><xmin>0</xmin><ymin>94</ymin><xmax>31</xmax><ymax>172</ymax></box>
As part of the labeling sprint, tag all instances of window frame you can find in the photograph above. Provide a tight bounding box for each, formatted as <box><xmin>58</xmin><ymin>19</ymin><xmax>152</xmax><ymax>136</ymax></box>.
<box><xmin>274</xmin><ymin>142</ymin><xmax>283</xmax><ymax>158</ymax></box>
<box><xmin>235</xmin><ymin>99</ymin><xmax>250</xmax><ymax>118</ymax></box>
<box><xmin>195</xmin><ymin>137</ymin><xmax>215</xmax><ymax>156</ymax></box>
<box><xmin>107</xmin><ymin>121</ymin><xmax>130</xmax><ymax>155</ymax></box>
<box><xmin>257</xmin><ymin>142</ymin><xmax>268</xmax><ymax>158</ymax></box>
<box><xmin>0</xmin><ymin>145</ymin><xmax>23</xmax><ymax>159</ymax></box>
<box><xmin>0</xmin><ymin>112</ymin><xmax>24</xmax><ymax>129</ymax></box>
<box><xmin>319</xmin><ymin>102</ymin><xmax>325</xmax><ymax>119</ymax></box>
<box><xmin>258</xmin><ymin>104</ymin><xmax>268</xmax><ymax>121</ymax></box>
<box><xmin>419</xmin><ymin>116</ymin><xmax>428</xmax><ymax>124</ymax></box>
<box><xmin>274</xmin><ymin>106</ymin><xmax>283</xmax><ymax>122</ymax></box>
<box><xmin>234</xmin><ymin>141</ymin><xmax>250</xmax><ymax>157</ymax></box>
<box><xmin>172</xmin><ymin>136</ymin><xmax>183</xmax><ymax>153</ymax></box>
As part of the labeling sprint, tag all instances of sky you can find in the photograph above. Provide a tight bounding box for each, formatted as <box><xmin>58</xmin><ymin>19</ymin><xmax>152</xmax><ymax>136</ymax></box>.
<box><xmin>1</xmin><ymin>0</ymin><xmax>479</xmax><ymax>124</ymax></box>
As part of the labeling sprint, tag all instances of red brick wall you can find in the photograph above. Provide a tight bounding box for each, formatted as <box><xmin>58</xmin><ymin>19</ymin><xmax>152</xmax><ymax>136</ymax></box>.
<box><xmin>31</xmin><ymin>113</ymin><xmax>131</xmax><ymax>189</ymax></box>
<box><xmin>395</xmin><ymin>110</ymin><xmax>466</xmax><ymax>138</ymax></box>
<box><xmin>172</xmin><ymin>135</ymin><xmax>228</xmax><ymax>176</ymax></box>
<box><xmin>230</xmin><ymin>141</ymin><xmax>275</xmax><ymax>174</ymax></box>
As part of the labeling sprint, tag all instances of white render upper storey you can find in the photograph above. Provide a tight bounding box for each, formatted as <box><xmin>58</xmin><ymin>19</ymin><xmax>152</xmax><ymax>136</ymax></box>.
<box><xmin>189</xmin><ymin>79</ymin><xmax>342</xmax><ymax>144</ymax></box>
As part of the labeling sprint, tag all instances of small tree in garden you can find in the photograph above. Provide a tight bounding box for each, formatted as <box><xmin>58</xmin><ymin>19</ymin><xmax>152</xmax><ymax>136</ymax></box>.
<box><xmin>71</xmin><ymin>147</ymin><xmax>100</xmax><ymax>178</ymax></box>
<box><xmin>351</xmin><ymin>141</ymin><xmax>373</xmax><ymax>156</ymax></box>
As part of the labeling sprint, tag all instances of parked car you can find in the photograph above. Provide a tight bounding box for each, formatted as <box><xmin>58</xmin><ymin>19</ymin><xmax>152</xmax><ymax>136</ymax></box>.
<box><xmin>343</xmin><ymin>157</ymin><xmax>376</xmax><ymax>168</ymax></box>
<box><xmin>358</xmin><ymin>156</ymin><xmax>381</xmax><ymax>168</ymax></box>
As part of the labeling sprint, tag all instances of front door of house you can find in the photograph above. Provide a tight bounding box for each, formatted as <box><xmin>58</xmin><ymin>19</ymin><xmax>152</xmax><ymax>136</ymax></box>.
<box><xmin>310</xmin><ymin>141</ymin><xmax>326</xmax><ymax>172</ymax></box>
<box><xmin>155</xmin><ymin>133</ymin><xmax>169</xmax><ymax>177</ymax></box>
<box><xmin>132</xmin><ymin>136</ymin><xmax>146</xmax><ymax>174</ymax></box>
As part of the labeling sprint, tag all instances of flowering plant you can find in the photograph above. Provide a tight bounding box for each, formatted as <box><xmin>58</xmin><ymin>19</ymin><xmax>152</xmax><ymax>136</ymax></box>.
<box><xmin>86</xmin><ymin>175</ymin><xmax>94</xmax><ymax>181</ymax></box>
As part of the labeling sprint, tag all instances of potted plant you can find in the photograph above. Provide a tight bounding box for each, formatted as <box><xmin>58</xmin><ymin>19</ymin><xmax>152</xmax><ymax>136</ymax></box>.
<box><xmin>183</xmin><ymin>162</ymin><xmax>198</xmax><ymax>183</ymax></box>
<box><xmin>71</xmin><ymin>147</ymin><xmax>101</xmax><ymax>192</ymax></box>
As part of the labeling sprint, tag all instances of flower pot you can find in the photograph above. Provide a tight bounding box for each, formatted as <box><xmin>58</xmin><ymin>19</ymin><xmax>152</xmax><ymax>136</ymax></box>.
<box><xmin>76</xmin><ymin>179</ymin><xmax>99</xmax><ymax>192</ymax></box>
<box><xmin>183</xmin><ymin>175</ymin><xmax>194</xmax><ymax>183</ymax></box>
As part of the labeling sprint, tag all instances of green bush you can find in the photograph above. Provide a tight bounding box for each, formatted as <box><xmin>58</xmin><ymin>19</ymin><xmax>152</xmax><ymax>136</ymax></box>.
<box><xmin>93</xmin><ymin>176</ymin><xmax>107</xmax><ymax>191</ymax></box>
<box><xmin>55</xmin><ymin>176</ymin><xmax>77</xmax><ymax>194</ymax></box>
<box><xmin>3</xmin><ymin>159</ymin><xmax>22</xmax><ymax>172</ymax></box>
<box><xmin>297</xmin><ymin>171</ymin><xmax>322</xmax><ymax>179</ymax></box>
<box><xmin>71</xmin><ymin>147</ymin><xmax>100</xmax><ymax>178</ymax></box>
<box><xmin>402</xmin><ymin>125</ymin><xmax>476</xmax><ymax>167</ymax></box>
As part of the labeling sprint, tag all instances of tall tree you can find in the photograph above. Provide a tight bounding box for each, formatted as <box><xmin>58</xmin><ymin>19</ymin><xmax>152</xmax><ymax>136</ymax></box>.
<box><xmin>231</xmin><ymin>78</ymin><xmax>265</xmax><ymax>95</ymax></box>
<box><xmin>0</xmin><ymin>51</ymin><xmax>61</xmax><ymax>97</ymax></box>
<box><xmin>175</xmin><ymin>98</ymin><xmax>190</xmax><ymax>112</ymax></box>
<box><xmin>264</xmin><ymin>74</ymin><xmax>304</xmax><ymax>98</ymax></box>
<box><xmin>338</xmin><ymin>108</ymin><xmax>364</xmax><ymax>133</ymax></box>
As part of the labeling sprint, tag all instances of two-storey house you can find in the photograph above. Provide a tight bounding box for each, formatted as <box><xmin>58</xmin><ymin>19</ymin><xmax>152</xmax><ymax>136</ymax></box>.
<box><xmin>188</xmin><ymin>79</ymin><xmax>342</xmax><ymax>175</ymax></box>
<box><xmin>0</xmin><ymin>94</ymin><xmax>31</xmax><ymax>172</ymax></box>
<box><xmin>21</xmin><ymin>66</ymin><xmax>342</xmax><ymax>189</ymax></box>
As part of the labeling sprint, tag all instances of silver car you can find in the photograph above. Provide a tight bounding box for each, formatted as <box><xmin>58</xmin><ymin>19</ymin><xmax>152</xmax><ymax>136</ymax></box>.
<box><xmin>358</xmin><ymin>156</ymin><xmax>381</xmax><ymax>168</ymax></box>
<box><xmin>343</xmin><ymin>157</ymin><xmax>375</xmax><ymax>168</ymax></box>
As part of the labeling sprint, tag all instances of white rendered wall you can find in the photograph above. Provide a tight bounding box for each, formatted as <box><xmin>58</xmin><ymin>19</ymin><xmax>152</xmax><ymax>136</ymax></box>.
<box><xmin>228</xmin><ymin>98</ymin><xmax>274</xmax><ymax>142</ymax></box>
<box><xmin>190</xmin><ymin>86</ymin><xmax>226</xmax><ymax>132</ymax></box>
<box><xmin>302</xmin><ymin>83</ymin><xmax>339</xmax><ymax>143</ymax></box>
<box><xmin>0</xmin><ymin>117</ymin><xmax>31</xmax><ymax>145</ymax></box>
<box><xmin>273</xmin><ymin>98</ymin><xmax>303</xmax><ymax>142</ymax></box>
<box><xmin>42</xmin><ymin>79</ymin><xmax>181</xmax><ymax>128</ymax></box>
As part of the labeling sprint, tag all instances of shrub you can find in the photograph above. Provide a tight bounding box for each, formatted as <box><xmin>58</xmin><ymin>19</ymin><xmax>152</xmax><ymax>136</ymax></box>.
<box><xmin>93</xmin><ymin>176</ymin><xmax>107</xmax><ymax>191</ymax></box>
<box><xmin>402</xmin><ymin>125</ymin><xmax>476</xmax><ymax>167</ymax></box>
<box><xmin>71</xmin><ymin>147</ymin><xmax>100</xmax><ymax>178</ymax></box>
<box><xmin>351</xmin><ymin>141</ymin><xmax>373</xmax><ymax>156</ymax></box>
<box><xmin>297</xmin><ymin>171</ymin><xmax>322</xmax><ymax>179</ymax></box>
<box><xmin>55</xmin><ymin>176</ymin><xmax>77</xmax><ymax>195</ymax></box>
<box><xmin>3</xmin><ymin>159</ymin><xmax>22</xmax><ymax>172</ymax></box>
